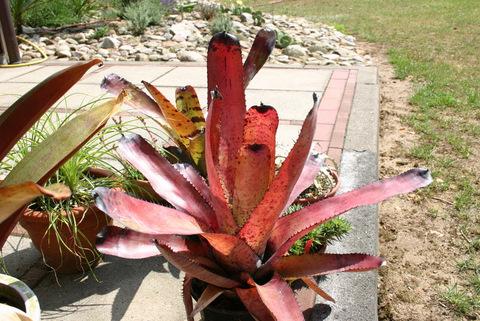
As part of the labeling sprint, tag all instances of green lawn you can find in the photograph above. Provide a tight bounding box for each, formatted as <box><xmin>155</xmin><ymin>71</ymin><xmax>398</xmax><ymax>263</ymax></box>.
<box><xmin>239</xmin><ymin>0</ymin><xmax>480</xmax><ymax>317</ymax></box>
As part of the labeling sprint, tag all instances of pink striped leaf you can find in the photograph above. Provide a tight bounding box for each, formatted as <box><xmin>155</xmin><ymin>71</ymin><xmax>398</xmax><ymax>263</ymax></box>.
<box><xmin>96</xmin><ymin>226</ymin><xmax>160</xmax><ymax>259</ymax></box>
<box><xmin>173</xmin><ymin>163</ymin><xmax>212</xmax><ymax>208</ymax></box>
<box><xmin>267</xmin><ymin>168</ymin><xmax>433</xmax><ymax>263</ymax></box>
<box><xmin>272</xmin><ymin>253</ymin><xmax>384</xmax><ymax>278</ymax></box>
<box><xmin>117</xmin><ymin>134</ymin><xmax>216</xmax><ymax>228</ymax></box>
<box><xmin>236</xmin><ymin>287</ymin><xmax>275</xmax><ymax>321</ymax></box>
<box><xmin>243</xmin><ymin>28</ymin><xmax>276</xmax><ymax>88</ymax></box>
<box><xmin>207</xmin><ymin>32</ymin><xmax>246</xmax><ymax>195</ymax></box>
<box><xmin>201</xmin><ymin>233</ymin><xmax>259</xmax><ymax>274</ymax></box>
<box><xmin>239</xmin><ymin>94</ymin><xmax>320</xmax><ymax>255</ymax></box>
<box><xmin>93</xmin><ymin>187</ymin><xmax>206</xmax><ymax>235</ymax></box>
<box><xmin>255</xmin><ymin>272</ymin><xmax>304</xmax><ymax>321</ymax></box>
<box><xmin>190</xmin><ymin>285</ymin><xmax>225</xmax><ymax>318</ymax></box>
<box><xmin>284</xmin><ymin>152</ymin><xmax>326</xmax><ymax>210</ymax></box>
<box><xmin>158</xmin><ymin>244</ymin><xmax>240</xmax><ymax>289</ymax></box>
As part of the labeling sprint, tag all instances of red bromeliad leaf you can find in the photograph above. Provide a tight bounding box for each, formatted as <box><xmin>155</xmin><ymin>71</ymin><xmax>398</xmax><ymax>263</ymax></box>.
<box><xmin>236</xmin><ymin>287</ymin><xmax>275</xmax><ymax>321</ymax></box>
<box><xmin>284</xmin><ymin>152</ymin><xmax>326</xmax><ymax>210</ymax></box>
<box><xmin>243</xmin><ymin>28</ymin><xmax>276</xmax><ymax>89</ymax></box>
<box><xmin>272</xmin><ymin>253</ymin><xmax>383</xmax><ymax>278</ymax></box>
<box><xmin>117</xmin><ymin>134</ymin><xmax>217</xmax><ymax>228</ymax></box>
<box><xmin>232</xmin><ymin>144</ymin><xmax>272</xmax><ymax>227</ymax></box>
<box><xmin>100</xmin><ymin>73</ymin><xmax>164</xmax><ymax>120</ymax></box>
<box><xmin>182</xmin><ymin>275</ymin><xmax>194</xmax><ymax>321</ymax></box>
<box><xmin>191</xmin><ymin>285</ymin><xmax>225</xmax><ymax>318</ymax></box>
<box><xmin>96</xmin><ymin>226</ymin><xmax>160</xmax><ymax>259</ymax></box>
<box><xmin>175</xmin><ymin>86</ymin><xmax>205</xmax><ymax>130</ymax></box>
<box><xmin>0</xmin><ymin>59</ymin><xmax>102</xmax><ymax>162</ymax></box>
<box><xmin>243</xmin><ymin>105</ymin><xmax>279</xmax><ymax>183</ymax></box>
<box><xmin>93</xmin><ymin>187</ymin><xmax>206</xmax><ymax>235</ymax></box>
<box><xmin>201</xmin><ymin>233</ymin><xmax>259</xmax><ymax>274</ymax></box>
<box><xmin>266</xmin><ymin>168</ymin><xmax>433</xmax><ymax>263</ymax></box>
<box><xmin>205</xmin><ymin>92</ymin><xmax>238</xmax><ymax>234</ymax></box>
<box><xmin>158</xmin><ymin>244</ymin><xmax>240</xmax><ymax>289</ymax></box>
<box><xmin>207</xmin><ymin>32</ymin><xmax>246</xmax><ymax>195</ymax></box>
<box><xmin>301</xmin><ymin>277</ymin><xmax>335</xmax><ymax>303</ymax></box>
<box><xmin>239</xmin><ymin>95</ymin><xmax>320</xmax><ymax>255</ymax></box>
<box><xmin>255</xmin><ymin>273</ymin><xmax>304</xmax><ymax>321</ymax></box>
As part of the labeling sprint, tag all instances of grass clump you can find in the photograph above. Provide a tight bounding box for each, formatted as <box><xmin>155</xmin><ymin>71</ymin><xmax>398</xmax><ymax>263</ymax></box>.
<box><xmin>123</xmin><ymin>0</ymin><xmax>168</xmax><ymax>35</ymax></box>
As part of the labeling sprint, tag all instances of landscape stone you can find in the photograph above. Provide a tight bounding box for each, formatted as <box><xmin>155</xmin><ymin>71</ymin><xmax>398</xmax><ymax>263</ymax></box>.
<box><xmin>177</xmin><ymin>50</ymin><xmax>205</xmax><ymax>62</ymax></box>
<box><xmin>100</xmin><ymin>37</ymin><xmax>121</xmax><ymax>49</ymax></box>
<box><xmin>283</xmin><ymin>44</ymin><xmax>308</xmax><ymax>57</ymax></box>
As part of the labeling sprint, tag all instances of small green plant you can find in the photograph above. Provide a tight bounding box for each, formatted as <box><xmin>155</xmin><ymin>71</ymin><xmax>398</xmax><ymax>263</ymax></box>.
<box><xmin>22</xmin><ymin>0</ymin><xmax>96</xmax><ymax>28</ymax></box>
<box><xmin>209</xmin><ymin>13</ymin><xmax>233</xmax><ymax>35</ymax></box>
<box><xmin>9</xmin><ymin>0</ymin><xmax>42</xmax><ymax>33</ymax></box>
<box><xmin>275</xmin><ymin>29</ymin><xmax>293</xmax><ymax>49</ymax></box>
<box><xmin>288</xmin><ymin>216</ymin><xmax>351</xmax><ymax>256</ymax></box>
<box><xmin>333</xmin><ymin>23</ymin><xmax>347</xmax><ymax>34</ymax></box>
<box><xmin>197</xmin><ymin>2</ymin><xmax>219</xmax><ymax>20</ymax></box>
<box><xmin>252</xmin><ymin>10</ymin><xmax>264</xmax><ymax>26</ymax></box>
<box><xmin>91</xmin><ymin>26</ymin><xmax>109</xmax><ymax>40</ymax></box>
<box><xmin>442</xmin><ymin>285</ymin><xmax>479</xmax><ymax>316</ymax></box>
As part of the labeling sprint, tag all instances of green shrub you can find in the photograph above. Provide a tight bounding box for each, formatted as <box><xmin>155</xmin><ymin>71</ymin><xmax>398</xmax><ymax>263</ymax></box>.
<box><xmin>91</xmin><ymin>26</ymin><xmax>109</xmax><ymax>39</ymax></box>
<box><xmin>197</xmin><ymin>2</ymin><xmax>219</xmax><ymax>21</ymax></box>
<box><xmin>9</xmin><ymin>0</ymin><xmax>42</xmax><ymax>32</ymax></box>
<box><xmin>123</xmin><ymin>0</ymin><xmax>167</xmax><ymax>35</ymax></box>
<box><xmin>21</xmin><ymin>0</ymin><xmax>96</xmax><ymax>28</ymax></box>
<box><xmin>209</xmin><ymin>13</ymin><xmax>233</xmax><ymax>35</ymax></box>
<box><xmin>252</xmin><ymin>10</ymin><xmax>264</xmax><ymax>26</ymax></box>
<box><xmin>275</xmin><ymin>29</ymin><xmax>293</xmax><ymax>49</ymax></box>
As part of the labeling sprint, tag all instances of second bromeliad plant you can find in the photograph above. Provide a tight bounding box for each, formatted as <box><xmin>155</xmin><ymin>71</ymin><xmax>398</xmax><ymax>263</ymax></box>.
<box><xmin>95</xmin><ymin>29</ymin><xmax>432</xmax><ymax>320</ymax></box>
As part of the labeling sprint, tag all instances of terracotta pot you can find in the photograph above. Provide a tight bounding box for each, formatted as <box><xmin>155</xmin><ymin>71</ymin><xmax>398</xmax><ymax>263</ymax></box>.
<box><xmin>0</xmin><ymin>273</ymin><xmax>41</xmax><ymax>321</ymax></box>
<box><xmin>19</xmin><ymin>206</ymin><xmax>109</xmax><ymax>274</ymax></box>
<box><xmin>191</xmin><ymin>278</ymin><xmax>316</xmax><ymax>321</ymax></box>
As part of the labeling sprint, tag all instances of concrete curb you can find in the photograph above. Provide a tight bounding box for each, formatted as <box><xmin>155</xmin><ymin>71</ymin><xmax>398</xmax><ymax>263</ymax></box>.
<box><xmin>312</xmin><ymin>66</ymin><xmax>380</xmax><ymax>321</ymax></box>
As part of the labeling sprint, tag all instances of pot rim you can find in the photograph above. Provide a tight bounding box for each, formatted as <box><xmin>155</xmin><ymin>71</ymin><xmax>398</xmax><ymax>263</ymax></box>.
<box><xmin>0</xmin><ymin>274</ymin><xmax>40</xmax><ymax>321</ymax></box>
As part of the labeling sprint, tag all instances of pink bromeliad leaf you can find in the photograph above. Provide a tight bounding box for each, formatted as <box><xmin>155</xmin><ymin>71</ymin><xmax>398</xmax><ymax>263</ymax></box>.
<box><xmin>207</xmin><ymin>32</ymin><xmax>246</xmax><ymax>196</ymax></box>
<box><xmin>232</xmin><ymin>144</ymin><xmax>272</xmax><ymax>227</ymax></box>
<box><xmin>243</xmin><ymin>28</ymin><xmax>276</xmax><ymax>89</ymax></box>
<box><xmin>191</xmin><ymin>284</ymin><xmax>225</xmax><ymax>318</ymax></box>
<box><xmin>243</xmin><ymin>105</ymin><xmax>279</xmax><ymax>182</ymax></box>
<box><xmin>266</xmin><ymin>168</ymin><xmax>433</xmax><ymax>263</ymax></box>
<box><xmin>205</xmin><ymin>91</ymin><xmax>238</xmax><ymax>234</ymax></box>
<box><xmin>117</xmin><ymin>134</ymin><xmax>217</xmax><ymax>229</ymax></box>
<box><xmin>157</xmin><ymin>243</ymin><xmax>240</xmax><ymax>289</ymax></box>
<box><xmin>284</xmin><ymin>152</ymin><xmax>326</xmax><ymax>210</ymax></box>
<box><xmin>201</xmin><ymin>233</ymin><xmax>260</xmax><ymax>274</ymax></box>
<box><xmin>236</xmin><ymin>287</ymin><xmax>275</xmax><ymax>321</ymax></box>
<box><xmin>93</xmin><ymin>187</ymin><xmax>206</xmax><ymax>235</ymax></box>
<box><xmin>100</xmin><ymin>73</ymin><xmax>164</xmax><ymax>120</ymax></box>
<box><xmin>272</xmin><ymin>253</ymin><xmax>384</xmax><ymax>278</ymax></box>
<box><xmin>239</xmin><ymin>94</ymin><xmax>320</xmax><ymax>255</ymax></box>
<box><xmin>173</xmin><ymin>163</ymin><xmax>212</xmax><ymax>207</ymax></box>
<box><xmin>96</xmin><ymin>226</ymin><xmax>160</xmax><ymax>259</ymax></box>
<box><xmin>255</xmin><ymin>273</ymin><xmax>305</xmax><ymax>321</ymax></box>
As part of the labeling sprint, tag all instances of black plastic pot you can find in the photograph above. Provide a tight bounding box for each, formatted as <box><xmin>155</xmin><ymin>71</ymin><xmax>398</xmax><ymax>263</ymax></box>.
<box><xmin>191</xmin><ymin>279</ymin><xmax>255</xmax><ymax>321</ymax></box>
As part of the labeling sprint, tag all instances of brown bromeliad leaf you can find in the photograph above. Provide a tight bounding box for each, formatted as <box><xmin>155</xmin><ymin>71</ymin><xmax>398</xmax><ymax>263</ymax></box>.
<box><xmin>175</xmin><ymin>86</ymin><xmax>205</xmax><ymax>130</ymax></box>
<box><xmin>0</xmin><ymin>183</ymin><xmax>70</xmax><ymax>224</ymax></box>
<box><xmin>190</xmin><ymin>285</ymin><xmax>225</xmax><ymax>318</ymax></box>
<box><xmin>236</xmin><ymin>286</ymin><xmax>275</xmax><ymax>321</ymax></box>
<box><xmin>243</xmin><ymin>28</ymin><xmax>276</xmax><ymax>89</ymax></box>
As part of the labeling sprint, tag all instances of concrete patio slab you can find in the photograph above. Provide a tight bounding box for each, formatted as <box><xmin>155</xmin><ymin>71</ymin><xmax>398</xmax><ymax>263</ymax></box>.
<box><xmin>0</xmin><ymin>62</ymin><xmax>380</xmax><ymax>321</ymax></box>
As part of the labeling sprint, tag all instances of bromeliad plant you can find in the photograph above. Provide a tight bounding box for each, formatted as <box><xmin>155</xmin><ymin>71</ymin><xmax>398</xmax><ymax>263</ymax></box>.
<box><xmin>93</xmin><ymin>32</ymin><xmax>433</xmax><ymax>320</ymax></box>
<box><xmin>100</xmin><ymin>28</ymin><xmax>277</xmax><ymax>177</ymax></box>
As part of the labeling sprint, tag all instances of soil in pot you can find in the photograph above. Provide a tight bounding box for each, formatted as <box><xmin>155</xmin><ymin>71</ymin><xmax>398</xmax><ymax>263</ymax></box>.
<box><xmin>19</xmin><ymin>206</ymin><xmax>109</xmax><ymax>274</ymax></box>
